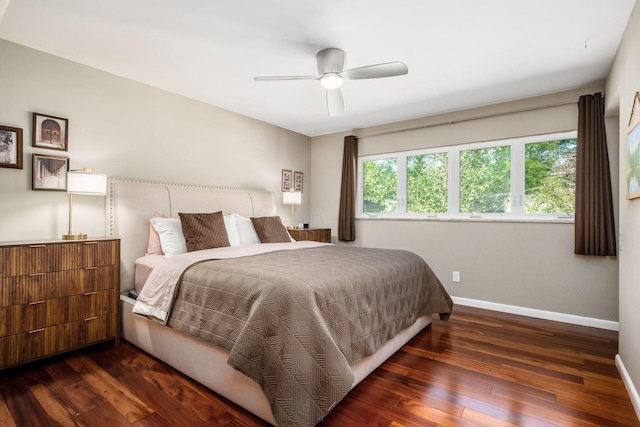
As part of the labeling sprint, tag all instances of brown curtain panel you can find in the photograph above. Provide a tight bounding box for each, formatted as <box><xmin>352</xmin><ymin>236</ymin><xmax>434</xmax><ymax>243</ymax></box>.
<box><xmin>575</xmin><ymin>93</ymin><xmax>616</xmax><ymax>256</ymax></box>
<box><xmin>338</xmin><ymin>135</ymin><xmax>358</xmax><ymax>241</ymax></box>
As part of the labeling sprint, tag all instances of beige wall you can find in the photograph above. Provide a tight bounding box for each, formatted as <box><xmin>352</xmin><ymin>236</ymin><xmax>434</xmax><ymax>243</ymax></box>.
<box><xmin>606</xmin><ymin>0</ymin><xmax>640</xmax><ymax>409</ymax></box>
<box><xmin>0</xmin><ymin>39</ymin><xmax>311</xmax><ymax>241</ymax></box>
<box><xmin>310</xmin><ymin>87</ymin><xmax>619</xmax><ymax>323</ymax></box>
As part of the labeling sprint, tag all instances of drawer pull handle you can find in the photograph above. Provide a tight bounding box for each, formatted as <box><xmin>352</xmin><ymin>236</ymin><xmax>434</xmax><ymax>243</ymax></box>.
<box><xmin>84</xmin><ymin>316</ymin><xmax>98</xmax><ymax>322</ymax></box>
<box><xmin>29</xmin><ymin>328</ymin><xmax>45</xmax><ymax>334</ymax></box>
<box><xmin>84</xmin><ymin>292</ymin><xmax>98</xmax><ymax>296</ymax></box>
<box><xmin>84</xmin><ymin>267</ymin><xmax>98</xmax><ymax>270</ymax></box>
<box><xmin>84</xmin><ymin>242</ymin><xmax>98</xmax><ymax>245</ymax></box>
<box><xmin>29</xmin><ymin>245</ymin><xmax>46</xmax><ymax>248</ymax></box>
<box><xmin>28</xmin><ymin>300</ymin><xmax>45</xmax><ymax>305</ymax></box>
<box><xmin>29</xmin><ymin>273</ymin><xmax>46</xmax><ymax>277</ymax></box>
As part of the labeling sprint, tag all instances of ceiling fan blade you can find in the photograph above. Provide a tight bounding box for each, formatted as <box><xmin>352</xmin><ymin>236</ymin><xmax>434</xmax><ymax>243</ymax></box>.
<box><xmin>326</xmin><ymin>88</ymin><xmax>345</xmax><ymax>116</ymax></box>
<box><xmin>254</xmin><ymin>75</ymin><xmax>318</xmax><ymax>81</ymax></box>
<box><xmin>342</xmin><ymin>62</ymin><xmax>408</xmax><ymax>80</ymax></box>
<box><xmin>317</xmin><ymin>48</ymin><xmax>345</xmax><ymax>75</ymax></box>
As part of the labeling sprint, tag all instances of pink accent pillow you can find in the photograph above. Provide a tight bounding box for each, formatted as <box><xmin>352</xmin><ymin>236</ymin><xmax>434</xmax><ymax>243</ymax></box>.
<box><xmin>146</xmin><ymin>211</ymin><xmax>167</xmax><ymax>255</ymax></box>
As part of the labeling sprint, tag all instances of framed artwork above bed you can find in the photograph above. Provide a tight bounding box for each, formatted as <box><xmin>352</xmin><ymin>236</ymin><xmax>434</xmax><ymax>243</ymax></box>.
<box><xmin>294</xmin><ymin>171</ymin><xmax>303</xmax><ymax>192</ymax></box>
<box><xmin>281</xmin><ymin>169</ymin><xmax>292</xmax><ymax>191</ymax></box>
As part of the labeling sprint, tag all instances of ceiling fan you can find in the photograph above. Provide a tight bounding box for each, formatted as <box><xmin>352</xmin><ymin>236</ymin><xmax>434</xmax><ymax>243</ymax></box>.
<box><xmin>254</xmin><ymin>48</ymin><xmax>408</xmax><ymax>116</ymax></box>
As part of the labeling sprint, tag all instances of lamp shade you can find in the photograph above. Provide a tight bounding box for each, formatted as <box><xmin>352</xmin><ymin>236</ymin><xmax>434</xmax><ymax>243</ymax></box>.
<box><xmin>282</xmin><ymin>191</ymin><xmax>302</xmax><ymax>205</ymax></box>
<box><xmin>67</xmin><ymin>171</ymin><xmax>107</xmax><ymax>195</ymax></box>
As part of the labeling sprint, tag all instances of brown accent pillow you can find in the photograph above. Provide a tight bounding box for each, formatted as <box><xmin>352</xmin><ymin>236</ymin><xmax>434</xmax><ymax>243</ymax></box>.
<box><xmin>178</xmin><ymin>211</ymin><xmax>230</xmax><ymax>252</ymax></box>
<box><xmin>250</xmin><ymin>216</ymin><xmax>291</xmax><ymax>243</ymax></box>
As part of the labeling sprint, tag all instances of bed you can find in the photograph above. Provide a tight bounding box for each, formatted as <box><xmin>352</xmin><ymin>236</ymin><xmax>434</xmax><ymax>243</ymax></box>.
<box><xmin>107</xmin><ymin>178</ymin><xmax>453</xmax><ymax>427</ymax></box>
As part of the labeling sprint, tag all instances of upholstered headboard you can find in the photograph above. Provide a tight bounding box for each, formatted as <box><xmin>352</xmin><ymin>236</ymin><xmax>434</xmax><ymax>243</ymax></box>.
<box><xmin>107</xmin><ymin>178</ymin><xmax>277</xmax><ymax>292</ymax></box>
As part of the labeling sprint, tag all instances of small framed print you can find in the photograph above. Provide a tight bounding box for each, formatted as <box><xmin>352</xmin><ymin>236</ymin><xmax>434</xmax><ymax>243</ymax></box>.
<box><xmin>294</xmin><ymin>171</ymin><xmax>303</xmax><ymax>192</ymax></box>
<box><xmin>0</xmin><ymin>125</ymin><xmax>23</xmax><ymax>169</ymax></box>
<box><xmin>32</xmin><ymin>154</ymin><xmax>68</xmax><ymax>191</ymax></box>
<box><xmin>282</xmin><ymin>169</ymin><xmax>292</xmax><ymax>191</ymax></box>
<box><xmin>32</xmin><ymin>112</ymin><xmax>69</xmax><ymax>151</ymax></box>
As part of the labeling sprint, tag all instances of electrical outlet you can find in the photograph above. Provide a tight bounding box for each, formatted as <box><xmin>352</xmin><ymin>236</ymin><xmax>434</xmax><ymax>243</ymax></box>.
<box><xmin>453</xmin><ymin>271</ymin><xmax>461</xmax><ymax>283</ymax></box>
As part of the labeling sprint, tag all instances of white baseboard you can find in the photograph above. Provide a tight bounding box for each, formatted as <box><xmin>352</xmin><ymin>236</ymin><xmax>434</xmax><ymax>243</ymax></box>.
<box><xmin>452</xmin><ymin>297</ymin><xmax>619</xmax><ymax>331</ymax></box>
<box><xmin>616</xmin><ymin>355</ymin><xmax>640</xmax><ymax>422</ymax></box>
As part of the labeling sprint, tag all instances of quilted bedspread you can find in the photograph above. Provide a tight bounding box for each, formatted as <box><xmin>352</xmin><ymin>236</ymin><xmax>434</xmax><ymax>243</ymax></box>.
<box><xmin>165</xmin><ymin>245</ymin><xmax>453</xmax><ymax>426</ymax></box>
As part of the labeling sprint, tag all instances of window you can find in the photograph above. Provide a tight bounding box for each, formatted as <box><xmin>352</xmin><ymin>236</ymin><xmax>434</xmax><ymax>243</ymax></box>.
<box><xmin>459</xmin><ymin>145</ymin><xmax>511</xmax><ymax>214</ymax></box>
<box><xmin>358</xmin><ymin>131</ymin><xmax>577</xmax><ymax>221</ymax></box>
<box><xmin>524</xmin><ymin>139</ymin><xmax>577</xmax><ymax>214</ymax></box>
<box><xmin>407</xmin><ymin>153</ymin><xmax>448</xmax><ymax>214</ymax></box>
<box><xmin>362</xmin><ymin>157</ymin><xmax>397</xmax><ymax>214</ymax></box>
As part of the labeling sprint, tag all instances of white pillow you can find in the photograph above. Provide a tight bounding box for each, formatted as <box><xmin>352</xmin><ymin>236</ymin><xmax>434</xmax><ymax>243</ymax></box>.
<box><xmin>232</xmin><ymin>214</ymin><xmax>261</xmax><ymax>245</ymax></box>
<box><xmin>224</xmin><ymin>214</ymin><xmax>241</xmax><ymax>246</ymax></box>
<box><xmin>150</xmin><ymin>217</ymin><xmax>187</xmax><ymax>257</ymax></box>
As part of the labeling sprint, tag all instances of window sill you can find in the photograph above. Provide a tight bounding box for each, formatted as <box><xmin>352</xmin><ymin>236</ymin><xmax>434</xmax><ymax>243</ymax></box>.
<box><xmin>356</xmin><ymin>216</ymin><xmax>574</xmax><ymax>224</ymax></box>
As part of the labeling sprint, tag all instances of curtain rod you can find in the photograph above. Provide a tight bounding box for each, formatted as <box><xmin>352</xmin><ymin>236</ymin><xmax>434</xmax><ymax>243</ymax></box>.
<box><xmin>356</xmin><ymin>99</ymin><xmax>579</xmax><ymax>139</ymax></box>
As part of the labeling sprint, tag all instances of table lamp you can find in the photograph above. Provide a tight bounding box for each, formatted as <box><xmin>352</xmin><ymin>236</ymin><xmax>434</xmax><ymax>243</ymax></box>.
<box><xmin>282</xmin><ymin>190</ymin><xmax>302</xmax><ymax>230</ymax></box>
<box><xmin>62</xmin><ymin>168</ymin><xmax>107</xmax><ymax>240</ymax></box>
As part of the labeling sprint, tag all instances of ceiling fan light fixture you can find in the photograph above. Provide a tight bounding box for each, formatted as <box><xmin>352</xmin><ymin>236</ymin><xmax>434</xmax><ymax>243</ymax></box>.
<box><xmin>320</xmin><ymin>73</ymin><xmax>343</xmax><ymax>89</ymax></box>
<box><xmin>254</xmin><ymin>48</ymin><xmax>407</xmax><ymax>116</ymax></box>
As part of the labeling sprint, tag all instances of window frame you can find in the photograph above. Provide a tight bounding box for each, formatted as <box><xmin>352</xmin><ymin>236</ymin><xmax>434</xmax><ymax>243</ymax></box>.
<box><xmin>357</xmin><ymin>131</ymin><xmax>577</xmax><ymax>222</ymax></box>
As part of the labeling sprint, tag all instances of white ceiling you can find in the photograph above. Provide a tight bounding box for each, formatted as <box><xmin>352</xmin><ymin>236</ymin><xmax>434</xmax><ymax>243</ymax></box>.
<box><xmin>0</xmin><ymin>0</ymin><xmax>635</xmax><ymax>137</ymax></box>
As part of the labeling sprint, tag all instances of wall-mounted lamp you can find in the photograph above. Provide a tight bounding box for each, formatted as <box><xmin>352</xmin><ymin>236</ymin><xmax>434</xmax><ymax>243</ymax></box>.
<box><xmin>282</xmin><ymin>190</ymin><xmax>302</xmax><ymax>230</ymax></box>
<box><xmin>62</xmin><ymin>168</ymin><xmax>107</xmax><ymax>240</ymax></box>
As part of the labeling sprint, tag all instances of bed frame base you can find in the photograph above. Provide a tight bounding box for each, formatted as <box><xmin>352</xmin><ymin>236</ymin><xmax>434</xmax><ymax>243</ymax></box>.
<box><xmin>121</xmin><ymin>295</ymin><xmax>432</xmax><ymax>425</ymax></box>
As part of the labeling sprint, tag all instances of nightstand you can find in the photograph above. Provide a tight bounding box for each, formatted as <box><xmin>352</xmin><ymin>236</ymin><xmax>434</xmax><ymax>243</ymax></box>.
<box><xmin>0</xmin><ymin>238</ymin><xmax>120</xmax><ymax>369</ymax></box>
<box><xmin>289</xmin><ymin>228</ymin><xmax>331</xmax><ymax>243</ymax></box>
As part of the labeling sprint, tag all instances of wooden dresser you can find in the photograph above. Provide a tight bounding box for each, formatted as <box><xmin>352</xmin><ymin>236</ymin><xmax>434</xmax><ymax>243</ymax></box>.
<box><xmin>289</xmin><ymin>228</ymin><xmax>331</xmax><ymax>243</ymax></box>
<box><xmin>0</xmin><ymin>238</ymin><xmax>120</xmax><ymax>369</ymax></box>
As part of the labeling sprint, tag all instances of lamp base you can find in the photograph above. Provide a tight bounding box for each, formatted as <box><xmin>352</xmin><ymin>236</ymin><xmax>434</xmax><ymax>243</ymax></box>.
<box><xmin>62</xmin><ymin>233</ymin><xmax>87</xmax><ymax>240</ymax></box>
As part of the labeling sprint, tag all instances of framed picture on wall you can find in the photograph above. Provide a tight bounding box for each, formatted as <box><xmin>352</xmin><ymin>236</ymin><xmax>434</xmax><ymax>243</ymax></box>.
<box><xmin>32</xmin><ymin>154</ymin><xmax>69</xmax><ymax>191</ymax></box>
<box><xmin>32</xmin><ymin>112</ymin><xmax>69</xmax><ymax>151</ymax></box>
<box><xmin>627</xmin><ymin>92</ymin><xmax>640</xmax><ymax>200</ymax></box>
<box><xmin>294</xmin><ymin>171</ymin><xmax>303</xmax><ymax>192</ymax></box>
<box><xmin>282</xmin><ymin>169</ymin><xmax>292</xmax><ymax>191</ymax></box>
<box><xmin>0</xmin><ymin>125</ymin><xmax>23</xmax><ymax>169</ymax></box>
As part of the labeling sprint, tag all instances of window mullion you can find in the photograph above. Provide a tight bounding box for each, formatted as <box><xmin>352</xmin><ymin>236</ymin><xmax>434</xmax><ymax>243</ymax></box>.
<box><xmin>511</xmin><ymin>142</ymin><xmax>525</xmax><ymax>215</ymax></box>
<box><xmin>449</xmin><ymin>148</ymin><xmax>460</xmax><ymax>215</ymax></box>
<box><xmin>397</xmin><ymin>155</ymin><xmax>407</xmax><ymax>214</ymax></box>
<box><xmin>357</xmin><ymin>157</ymin><xmax>365</xmax><ymax>215</ymax></box>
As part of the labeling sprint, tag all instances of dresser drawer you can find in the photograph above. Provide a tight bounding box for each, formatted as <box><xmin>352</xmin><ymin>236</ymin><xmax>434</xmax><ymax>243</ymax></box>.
<box><xmin>16</xmin><ymin>243</ymin><xmax>82</xmax><ymax>275</ymax></box>
<box><xmin>1</xmin><ymin>322</ymin><xmax>81</xmax><ymax>368</ymax></box>
<box><xmin>81</xmin><ymin>313</ymin><xmax>116</xmax><ymax>345</ymax></box>
<box><xmin>82</xmin><ymin>265</ymin><xmax>117</xmax><ymax>293</ymax></box>
<box><xmin>1</xmin><ymin>264</ymin><xmax>100</xmax><ymax>308</ymax></box>
<box><xmin>0</xmin><ymin>296</ymin><xmax>84</xmax><ymax>336</ymax></box>
<box><xmin>82</xmin><ymin>289</ymin><xmax>115</xmax><ymax>319</ymax></box>
<box><xmin>0</xmin><ymin>247</ymin><xmax>17</xmax><ymax>278</ymax></box>
<box><xmin>1</xmin><ymin>270</ymin><xmax>83</xmax><ymax>307</ymax></box>
<box><xmin>0</xmin><ymin>314</ymin><xmax>115</xmax><ymax>369</ymax></box>
<box><xmin>83</xmin><ymin>240</ymin><xmax>118</xmax><ymax>268</ymax></box>
<box><xmin>0</xmin><ymin>277</ymin><xmax>16</xmax><ymax>307</ymax></box>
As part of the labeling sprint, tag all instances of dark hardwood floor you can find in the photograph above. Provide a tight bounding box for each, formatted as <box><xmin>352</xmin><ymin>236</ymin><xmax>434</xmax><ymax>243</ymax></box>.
<box><xmin>0</xmin><ymin>305</ymin><xmax>638</xmax><ymax>427</ymax></box>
